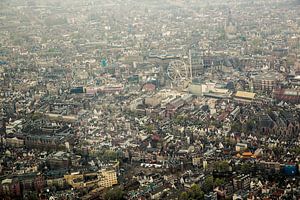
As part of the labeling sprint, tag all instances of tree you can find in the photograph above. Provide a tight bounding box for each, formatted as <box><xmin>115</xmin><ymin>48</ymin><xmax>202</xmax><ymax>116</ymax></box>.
<box><xmin>145</xmin><ymin>124</ymin><xmax>154</xmax><ymax>134</ymax></box>
<box><xmin>190</xmin><ymin>184</ymin><xmax>204</xmax><ymax>200</ymax></box>
<box><xmin>180</xmin><ymin>192</ymin><xmax>189</xmax><ymax>200</ymax></box>
<box><xmin>240</xmin><ymin>163</ymin><xmax>252</xmax><ymax>174</ymax></box>
<box><xmin>104</xmin><ymin>187</ymin><xmax>125</xmax><ymax>200</ymax></box>
<box><xmin>174</xmin><ymin>115</ymin><xmax>188</xmax><ymax>126</ymax></box>
<box><xmin>214</xmin><ymin>178</ymin><xmax>225</xmax><ymax>187</ymax></box>
<box><xmin>31</xmin><ymin>112</ymin><xmax>44</xmax><ymax>120</ymax></box>
<box><xmin>214</xmin><ymin>161</ymin><xmax>230</xmax><ymax>172</ymax></box>
<box><xmin>231</xmin><ymin>121</ymin><xmax>242</xmax><ymax>132</ymax></box>
<box><xmin>180</xmin><ymin>184</ymin><xmax>204</xmax><ymax>200</ymax></box>
<box><xmin>103</xmin><ymin>150</ymin><xmax>117</xmax><ymax>161</ymax></box>
<box><xmin>291</xmin><ymin>146</ymin><xmax>300</xmax><ymax>155</ymax></box>
<box><xmin>211</xmin><ymin>120</ymin><xmax>222</xmax><ymax>129</ymax></box>
<box><xmin>272</xmin><ymin>146</ymin><xmax>284</xmax><ymax>157</ymax></box>
<box><xmin>203</xmin><ymin>176</ymin><xmax>214</xmax><ymax>193</ymax></box>
<box><xmin>245</xmin><ymin>119</ymin><xmax>256</xmax><ymax>132</ymax></box>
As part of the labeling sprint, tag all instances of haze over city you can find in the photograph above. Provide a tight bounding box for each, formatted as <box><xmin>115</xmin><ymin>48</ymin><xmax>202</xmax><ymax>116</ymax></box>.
<box><xmin>0</xmin><ymin>0</ymin><xmax>300</xmax><ymax>199</ymax></box>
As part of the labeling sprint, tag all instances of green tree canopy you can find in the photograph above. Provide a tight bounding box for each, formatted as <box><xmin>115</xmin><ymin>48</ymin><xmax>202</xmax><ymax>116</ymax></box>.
<box><xmin>231</xmin><ymin>121</ymin><xmax>242</xmax><ymax>132</ymax></box>
<box><xmin>214</xmin><ymin>161</ymin><xmax>230</xmax><ymax>172</ymax></box>
<box><xmin>104</xmin><ymin>187</ymin><xmax>125</xmax><ymax>200</ymax></box>
<box><xmin>203</xmin><ymin>176</ymin><xmax>214</xmax><ymax>193</ymax></box>
<box><xmin>214</xmin><ymin>178</ymin><xmax>225</xmax><ymax>187</ymax></box>
<box><xmin>103</xmin><ymin>150</ymin><xmax>117</xmax><ymax>161</ymax></box>
<box><xmin>145</xmin><ymin>124</ymin><xmax>154</xmax><ymax>134</ymax></box>
<box><xmin>180</xmin><ymin>191</ymin><xmax>189</xmax><ymax>200</ymax></box>
<box><xmin>180</xmin><ymin>184</ymin><xmax>204</xmax><ymax>200</ymax></box>
<box><xmin>240</xmin><ymin>163</ymin><xmax>252</xmax><ymax>174</ymax></box>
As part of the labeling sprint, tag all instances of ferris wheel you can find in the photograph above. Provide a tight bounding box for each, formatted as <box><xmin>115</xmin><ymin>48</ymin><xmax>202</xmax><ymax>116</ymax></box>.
<box><xmin>167</xmin><ymin>60</ymin><xmax>189</xmax><ymax>83</ymax></box>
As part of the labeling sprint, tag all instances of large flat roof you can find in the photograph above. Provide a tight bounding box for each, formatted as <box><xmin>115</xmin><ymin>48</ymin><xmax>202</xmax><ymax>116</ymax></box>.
<box><xmin>235</xmin><ymin>91</ymin><xmax>256</xmax><ymax>99</ymax></box>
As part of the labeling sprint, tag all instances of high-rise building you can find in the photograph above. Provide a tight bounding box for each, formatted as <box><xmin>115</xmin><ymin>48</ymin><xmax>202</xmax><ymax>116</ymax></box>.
<box><xmin>189</xmin><ymin>49</ymin><xmax>204</xmax><ymax>78</ymax></box>
<box><xmin>233</xmin><ymin>174</ymin><xmax>251</xmax><ymax>190</ymax></box>
<box><xmin>98</xmin><ymin>169</ymin><xmax>118</xmax><ymax>188</ymax></box>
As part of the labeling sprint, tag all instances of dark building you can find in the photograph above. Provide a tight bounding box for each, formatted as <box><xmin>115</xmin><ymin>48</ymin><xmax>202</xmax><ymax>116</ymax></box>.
<box><xmin>273</xmin><ymin>89</ymin><xmax>300</xmax><ymax>104</ymax></box>
<box><xmin>25</xmin><ymin>134</ymin><xmax>70</xmax><ymax>150</ymax></box>
<box><xmin>47</xmin><ymin>151</ymin><xmax>71</xmax><ymax>170</ymax></box>
<box><xmin>189</xmin><ymin>49</ymin><xmax>204</xmax><ymax>77</ymax></box>
<box><xmin>18</xmin><ymin>174</ymin><xmax>45</xmax><ymax>193</ymax></box>
<box><xmin>0</xmin><ymin>178</ymin><xmax>21</xmax><ymax>199</ymax></box>
<box><xmin>259</xmin><ymin>114</ymin><xmax>276</xmax><ymax>131</ymax></box>
<box><xmin>233</xmin><ymin>174</ymin><xmax>250</xmax><ymax>190</ymax></box>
